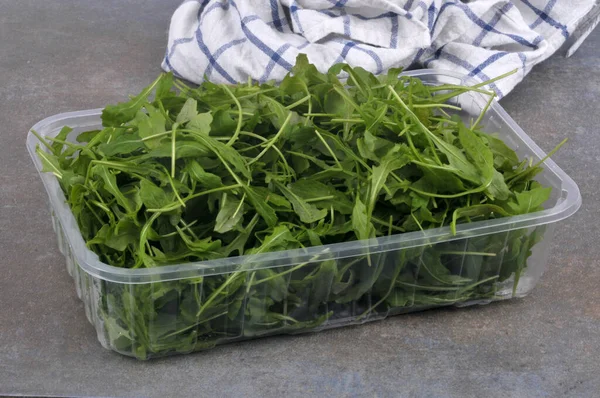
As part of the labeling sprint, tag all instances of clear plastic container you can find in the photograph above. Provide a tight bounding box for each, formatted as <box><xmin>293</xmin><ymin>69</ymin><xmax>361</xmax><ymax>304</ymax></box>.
<box><xmin>26</xmin><ymin>70</ymin><xmax>581</xmax><ymax>359</ymax></box>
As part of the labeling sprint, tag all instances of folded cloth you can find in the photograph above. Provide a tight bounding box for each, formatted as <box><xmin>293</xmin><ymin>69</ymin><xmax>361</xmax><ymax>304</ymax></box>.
<box><xmin>162</xmin><ymin>0</ymin><xmax>597</xmax><ymax>97</ymax></box>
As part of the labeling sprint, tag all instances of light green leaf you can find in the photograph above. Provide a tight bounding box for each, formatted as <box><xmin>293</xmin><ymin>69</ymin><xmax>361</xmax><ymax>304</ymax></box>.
<box><xmin>507</xmin><ymin>187</ymin><xmax>552</xmax><ymax>214</ymax></box>
<box><xmin>276</xmin><ymin>182</ymin><xmax>328</xmax><ymax>224</ymax></box>
<box><xmin>458</xmin><ymin>122</ymin><xmax>509</xmax><ymax>200</ymax></box>
<box><xmin>51</xmin><ymin>126</ymin><xmax>73</xmax><ymax>154</ymax></box>
<box><xmin>214</xmin><ymin>194</ymin><xmax>245</xmax><ymax>234</ymax></box>
<box><xmin>135</xmin><ymin>105</ymin><xmax>166</xmax><ymax>149</ymax></box>
<box><xmin>352</xmin><ymin>197</ymin><xmax>374</xmax><ymax>240</ymax></box>
<box><xmin>247</xmin><ymin>225</ymin><xmax>300</xmax><ymax>255</ymax></box>
<box><xmin>288</xmin><ymin>179</ymin><xmax>353</xmax><ymax>214</ymax></box>
<box><xmin>176</xmin><ymin>98</ymin><xmax>198</xmax><ymax>124</ymax></box>
<box><xmin>37</xmin><ymin>147</ymin><xmax>63</xmax><ymax>178</ymax></box>
<box><xmin>188</xmin><ymin>112</ymin><xmax>213</xmax><ymax>135</ymax></box>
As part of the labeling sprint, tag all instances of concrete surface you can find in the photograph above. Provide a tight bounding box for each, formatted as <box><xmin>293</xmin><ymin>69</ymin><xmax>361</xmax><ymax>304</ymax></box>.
<box><xmin>1</xmin><ymin>1</ymin><xmax>599</xmax><ymax>397</ymax></box>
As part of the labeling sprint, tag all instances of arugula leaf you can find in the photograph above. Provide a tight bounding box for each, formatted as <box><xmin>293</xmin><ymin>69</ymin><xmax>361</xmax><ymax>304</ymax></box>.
<box><xmin>244</xmin><ymin>186</ymin><xmax>279</xmax><ymax>228</ymax></box>
<box><xmin>214</xmin><ymin>194</ymin><xmax>245</xmax><ymax>234</ymax></box>
<box><xmin>37</xmin><ymin>147</ymin><xmax>63</xmax><ymax>178</ymax></box>
<box><xmin>209</xmin><ymin>109</ymin><xmax>237</xmax><ymax>135</ymax></box>
<box><xmin>76</xmin><ymin>129</ymin><xmax>101</xmax><ymax>144</ymax></box>
<box><xmin>247</xmin><ymin>225</ymin><xmax>300</xmax><ymax>255</ymax></box>
<box><xmin>458</xmin><ymin>122</ymin><xmax>509</xmax><ymax>200</ymax></box>
<box><xmin>288</xmin><ymin>179</ymin><xmax>353</xmax><ymax>214</ymax></box>
<box><xmin>98</xmin><ymin>133</ymin><xmax>144</xmax><ymax>156</ymax></box>
<box><xmin>92</xmin><ymin>165</ymin><xmax>136</xmax><ymax>214</ymax></box>
<box><xmin>147</xmin><ymin>140</ymin><xmax>211</xmax><ymax>159</ymax></box>
<box><xmin>369</xmin><ymin>152</ymin><xmax>410</xmax><ymax>210</ymax></box>
<box><xmin>51</xmin><ymin>126</ymin><xmax>73</xmax><ymax>154</ymax></box>
<box><xmin>357</xmin><ymin>130</ymin><xmax>395</xmax><ymax>162</ymax></box>
<box><xmin>420</xmin><ymin>168</ymin><xmax>465</xmax><ymax>193</ymax></box>
<box><xmin>88</xmin><ymin>219</ymin><xmax>139</xmax><ymax>251</ymax></box>
<box><xmin>135</xmin><ymin>105</ymin><xmax>167</xmax><ymax>150</ymax></box>
<box><xmin>352</xmin><ymin>197</ymin><xmax>374</xmax><ymax>240</ymax></box>
<box><xmin>154</xmin><ymin>72</ymin><xmax>174</xmax><ymax>100</ymax></box>
<box><xmin>139</xmin><ymin>179</ymin><xmax>174</xmax><ymax>210</ymax></box>
<box><xmin>188</xmin><ymin>112</ymin><xmax>213</xmax><ymax>134</ymax></box>
<box><xmin>185</xmin><ymin>160</ymin><xmax>222</xmax><ymax>189</ymax></box>
<box><xmin>485</xmin><ymin>134</ymin><xmax>520</xmax><ymax>171</ymax></box>
<box><xmin>102</xmin><ymin>74</ymin><xmax>167</xmax><ymax>126</ymax></box>
<box><xmin>418</xmin><ymin>250</ymin><xmax>471</xmax><ymax>286</ymax></box>
<box><xmin>252</xmin><ymin>186</ymin><xmax>291</xmax><ymax>210</ymax></box>
<box><xmin>507</xmin><ymin>187</ymin><xmax>552</xmax><ymax>214</ymax></box>
<box><xmin>176</xmin><ymin>98</ymin><xmax>198</xmax><ymax>124</ymax></box>
<box><xmin>276</xmin><ymin>182</ymin><xmax>328</xmax><ymax>224</ymax></box>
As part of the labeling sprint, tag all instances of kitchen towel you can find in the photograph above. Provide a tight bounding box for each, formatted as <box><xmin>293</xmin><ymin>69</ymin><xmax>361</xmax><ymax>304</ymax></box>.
<box><xmin>162</xmin><ymin>0</ymin><xmax>598</xmax><ymax>97</ymax></box>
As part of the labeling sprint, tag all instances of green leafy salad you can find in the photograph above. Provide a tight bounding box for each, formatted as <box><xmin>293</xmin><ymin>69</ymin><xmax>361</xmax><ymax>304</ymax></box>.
<box><xmin>33</xmin><ymin>55</ymin><xmax>561</xmax><ymax>358</ymax></box>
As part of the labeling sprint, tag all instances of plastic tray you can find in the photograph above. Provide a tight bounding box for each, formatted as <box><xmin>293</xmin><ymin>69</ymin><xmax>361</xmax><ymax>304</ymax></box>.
<box><xmin>26</xmin><ymin>70</ymin><xmax>581</xmax><ymax>359</ymax></box>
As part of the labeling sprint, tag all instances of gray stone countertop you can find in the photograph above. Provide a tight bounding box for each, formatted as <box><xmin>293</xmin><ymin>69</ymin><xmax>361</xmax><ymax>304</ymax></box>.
<box><xmin>1</xmin><ymin>1</ymin><xmax>598</xmax><ymax>397</ymax></box>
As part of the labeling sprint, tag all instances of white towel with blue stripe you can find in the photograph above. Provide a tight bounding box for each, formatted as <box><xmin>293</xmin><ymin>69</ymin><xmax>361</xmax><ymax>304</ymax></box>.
<box><xmin>162</xmin><ymin>0</ymin><xmax>598</xmax><ymax>98</ymax></box>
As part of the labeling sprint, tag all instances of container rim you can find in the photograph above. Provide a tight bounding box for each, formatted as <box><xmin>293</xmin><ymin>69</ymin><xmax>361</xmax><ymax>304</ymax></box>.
<box><xmin>26</xmin><ymin>69</ymin><xmax>582</xmax><ymax>284</ymax></box>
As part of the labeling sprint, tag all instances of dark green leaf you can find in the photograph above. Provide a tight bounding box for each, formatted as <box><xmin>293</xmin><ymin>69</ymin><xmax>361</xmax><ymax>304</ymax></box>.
<box><xmin>102</xmin><ymin>74</ymin><xmax>167</xmax><ymax>126</ymax></box>
<box><xmin>210</xmin><ymin>109</ymin><xmax>237</xmax><ymax>135</ymax></box>
<box><xmin>92</xmin><ymin>165</ymin><xmax>136</xmax><ymax>213</ymax></box>
<box><xmin>185</xmin><ymin>160</ymin><xmax>222</xmax><ymax>189</ymax></box>
<box><xmin>288</xmin><ymin>179</ymin><xmax>353</xmax><ymax>214</ymax></box>
<box><xmin>98</xmin><ymin>133</ymin><xmax>144</xmax><ymax>156</ymax></box>
<box><xmin>139</xmin><ymin>179</ymin><xmax>174</xmax><ymax>209</ymax></box>
<box><xmin>458</xmin><ymin>122</ymin><xmax>509</xmax><ymax>200</ymax></box>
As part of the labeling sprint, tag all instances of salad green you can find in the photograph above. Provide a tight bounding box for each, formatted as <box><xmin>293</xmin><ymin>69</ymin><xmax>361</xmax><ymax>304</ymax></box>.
<box><xmin>34</xmin><ymin>55</ymin><xmax>560</xmax><ymax>358</ymax></box>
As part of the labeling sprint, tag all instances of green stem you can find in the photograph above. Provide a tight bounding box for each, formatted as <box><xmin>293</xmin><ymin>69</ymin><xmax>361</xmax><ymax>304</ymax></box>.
<box><xmin>171</xmin><ymin>123</ymin><xmax>178</xmax><ymax>178</ymax></box>
<box><xmin>314</xmin><ymin>129</ymin><xmax>343</xmax><ymax>169</ymax></box>
<box><xmin>389</xmin><ymin>88</ymin><xmax>443</xmax><ymax>166</ymax></box>
<box><xmin>196</xmin><ymin>272</ymin><xmax>243</xmax><ymax>317</ymax></box>
<box><xmin>371</xmin><ymin>216</ymin><xmax>405</xmax><ymax>232</ymax></box>
<box><xmin>251</xmin><ymin>261</ymin><xmax>310</xmax><ymax>286</ymax></box>
<box><xmin>358</xmin><ymin>255</ymin><xmax>405</xmax><ymax>319</ymax></box>
<box><xmin>304</xmin><ymin>195</ymin><xmax>335</xmax><ymax>203</ymax></box>
<box><xmin>31</xmin><ymin>129</ymin><xmax>55</xmax><ymax>152</ymax></box>
<box><xmin>248</xmin><ymin>113</ymin><xmax>292</xmax><ymax>166</ymax></box>
<box><xmin>439</xmin><ymin>251</ymin><xmax>497</xmax><ymax>257</ymax></box>
<box><xmin>147</xmin><ymin>183</ymin><xmax>242</xmax><ymax>212</ymax></box>
<box><xmin>432</xmin><ymin>69</ymin><xmax>517</xmax><ymax>103</ymax></box>
<box><xmin>396</xmin><ymin>281</ymin><xmax>460</xmax><ymax>291</ymax></box>
<box><xmin>285</xmin><ymin>95</ymin><xmax>310</xmax><ymax>110</ymax></box>
<box><xmin>162</xmin><ymin>310</ymin><xmax>228</xmax><ymax>339</ymax></box>
<box><xmin>472</xmin><ymin>92</ymin><xmax>496</xmax><ymax>130</ymax></box>
<box><xmin>36</xmin><ymin>149</ymin><xmax>63</xmax><ymax>179</ymax></box>
<box><xmin>134</xmin><ymin>211</ymin><xmax>162</xmax><ymax>268</ymax></box>
<box><xmin>507</xmin><ymin>138</ymin><xmax>568</xmax><ymax>184</ymax></box>
<box><xmin>412</xmin><ymin>103</ymin><xmax>462</xmax><ymax>111</ymax></box>
<box><xmin>222</xmin><ymin>85</ymin><xmax>244</xmax><ymax>146</ymax></box>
